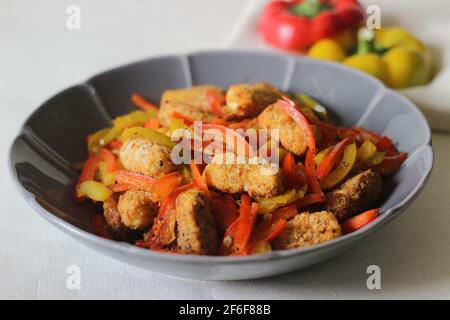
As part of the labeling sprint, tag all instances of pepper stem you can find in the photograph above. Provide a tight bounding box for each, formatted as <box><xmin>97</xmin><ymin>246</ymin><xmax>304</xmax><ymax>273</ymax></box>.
<box><xmin>356</xmin><ymin>28</ymin><xmax>375</xmax><ymax>55</ymax></box>
<box><xmin>290</xmin><ymin>0</ymin><xmax>333</xmax><ymax>18</ymax></box>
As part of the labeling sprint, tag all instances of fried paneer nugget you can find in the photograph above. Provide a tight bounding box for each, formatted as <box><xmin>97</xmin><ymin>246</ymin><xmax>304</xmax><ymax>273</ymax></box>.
<box><xmin>225</xmin><ymin>82</ymin><xmax>282</xmax><ymax>119</ymax></box>
<box><xmin>157</xmin><ymin>101</ymin><xmax>215</xmax><ymax>127</ymax></box>
<box><xmin>272</xmin><ymin>211</ymin><xmax>341</xmax><ymax>250</ymax></box>
<box><xmin>203</xmin><ymin>156</ymin><xmax>285</xmax><ymax>198</ymax></box>
<box><xmin>103</xmin><ymin>195</ymin><xmax>141</xmax><ymax>241</ymax></box>
<box><xmin>161</xmin><ymin>85</ymin><xmax>224</xmax><ymax>113</ymax></box>
<box><xmin>325</xmin><ymin>169</ymin><xmax>383</xmax><ymax>221</ymax></box>
<box><xmin>176</xmin><ymin>189</ymin><xmax>218</xmax><ymax>255</ymax></box>
<box><xmin>117</xmin><ymin>190</ymin><xmax>158</xmax><ymax>230</ymax></box>
<box><xmin>119</xmin><ymin>138</ymin><xmax>175</xmax><ymax>177</ymax></box>
<box><xmin>258</xmin><ymin>103</ymin><xmax>321</xmax><ymax>156</ymax></box>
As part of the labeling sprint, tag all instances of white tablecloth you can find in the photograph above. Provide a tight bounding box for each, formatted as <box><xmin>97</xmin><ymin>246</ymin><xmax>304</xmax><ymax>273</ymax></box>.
<box><xmin>1</xmin><ymin>0</ymin><xmax>450</xmax><ymax>299</ymax></box>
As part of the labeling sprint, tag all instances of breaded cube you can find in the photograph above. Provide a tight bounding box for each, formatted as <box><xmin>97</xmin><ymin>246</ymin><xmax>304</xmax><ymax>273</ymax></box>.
<box><xmin>176</xmin><ymin>189</ymin><xmax>218</xmax><ymax>255</ymax></box>
<box><xmin>103</xmin><ymin>195</ymin><xmax>140</xmax><ymax>241</ymax></box>
<box><xmin>325</xmin><ymin>169</ymin><xmax>383</xmax><ymax>220</ymax></box>
<box><xmin>117</xmin><ymin>190</ymin><xmax>158</xmax><ymax>230</ymax></box>
<box><xmin>119</xmin><ymin>138</ymin><xmax>175</xmax><ymax>177</ymax></box>
<box><xmin>258</xmin><ymin>103</ymin><xmax>322</xmax><ymax>156</ymax></box>
<box><xmin>202</xmin><ymin>155</ymin><xmax>285</xmax><ymax>198</ymax></box>
<box><xmin>272</xmin><ymin>211</ymin><xmax>341</xmax><ymax>250</ymax></box>
<box><xmin>225</xmin><ymin>82</ymin><xmax>282</xmax><ymax>119</ymax></box>
<box><xmin>157</xmin><ymin>101</ymin><xmax>215</xmax><ymax>127</ymax></box>
<box><xmin>161</xmin><ymin>85</ymin><xmax>224</xmax><ymax>113</ymax></box>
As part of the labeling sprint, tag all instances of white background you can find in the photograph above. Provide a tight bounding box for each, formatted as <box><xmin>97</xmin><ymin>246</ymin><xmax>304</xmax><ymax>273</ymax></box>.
<box><xmin>1</xmin><ymin>0</ymin><xmax>449</xmax><ymax>299</ymax></box>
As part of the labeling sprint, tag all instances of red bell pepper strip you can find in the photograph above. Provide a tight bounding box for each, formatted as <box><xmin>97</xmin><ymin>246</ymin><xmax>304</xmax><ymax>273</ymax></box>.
<box><xmin>292</xmin><ymin>192</ymin><xmax>326</xmax><ymax>209</ymax></box>
<box><xmin>218</xmin><ymin>218</ymin><xmax>240</xmax><ymax>256</ymax></box>
<box><xmin>253</xmin><ymin>219</ymin><xmax>287</xmax><ymax>243</ymax></box>
<box><xmin>234</xmin><ymin>195</ymin><xmax>259</xmax><ymax>252</ymax></box>
<box><xmin>252</xmin><ymin>206</ymin><xmax>295</xmax><ymax>243</ymax></box>
<box><xmin>277</xmin><ymin>97</ymin><xmax>316</xmax><ymax>154</ymax></box>
<box><xmin>171</xmin><ymin>111</ymin><xmax>194</xmax><ymax>126</ymax></box>
<box><xmin>115</xmin><ymin>170</ymin><xmax>155</xmax><ymax>191</ymax></box>
<box><xmin>272</xmin><ymin>204</ymin><xmax>298</xmax><ymax>221</ymax></box>
<box><xmin>91</xmin><ymin>214</ymin><xmax>113</xmax><ymax>240</ymax></box>
<box><xmin>148</xmin><ymin>183</ymin><xmax>195</xmax><ymax>248</ymax></box>
<box><xmin>115</xmin><ymin>170</ymin><xmax>182</xmax><ymax>201</ymax></box>
<box><xmin>316</xmin><ymin>137</ymin><xmax>352</xmax><ymax>180</ymax></box>
<box><xmin>202</xmin><ymin>123</ymin><xmax>255</xmax><ymax>157</ymax></box>
<box><xmin>76</xmin><ymin>154</ymin><xmax>101</xmax><ymax>196</ymax></box>
<box><xmin>210</xmin><ymin>194</ymin><xmax>239</xmax><ymax>233</ymax></box>
<box><xmin>131</xmin><ymin>93</ymin><xmax>159</xmax><ymax>112</ymax></box>
<box><xmin>210</xmin><ymin>118</ymin><xmax>231</xmax><ymax>126</ymax></box>
<box><xmin>354</xmin><ymin>127</ymin><xmax>382</xmax><ymax>145</ymax></box>
<box><xmin>259</xmin><ymin>0</ymin><xmax>365</xmax><ymax>51</ymax></box>
<box><xmin>109</xmin><ymin>183</ymin><xmax>132</xmax><ymax>193</ymax></box>
<box><xmin>374</xmin><ymin>152</ymin><xmax>408</xmax><ymax>176</ymax></box>
<box><xmin>304</xmin><ymin>149</ymin><xmax>322</xmax><ymax>194</ymax></box>
<box><xmin>144</xmin><ymin>118</ymin><xmax>160</xmax><ymax>129</ymax></box>
<box><xmin>376</xmin><ymin>136</ymin><xmax>398</xmax><ymax>156</ymax></box>
<box><xmin>107</xmin><ymin>140</ymin><xmax>123</xmax><ymax>150</ymax></box>
<box><xmin>282</xmin><ymin>152</ymin><xmax>307</xmax><ymax>188</ymax></box>
<box><xmin>99</xmin><ymin>148</ymin><xmax>117</xmax><ymax>172</ymax></box>
<box><xmin>207</xmin><ymin>89</ymin><xmax>226</xmax><ymax>117</ymax></box>
<box><xmin>282</xmin><ymin>152</ymin><xmax>295</xmax><ymax>182</ymax></box>
<box><xmin>150</xmin><ymin>172</ymin><xmax>183</xmax><ymax>201</ymax></box>
<box><xmin>190</xmin><ymin>160</ymin><xmax>210</xmax><ymax>197</ymax></box>
<box><xmin>342</xmin><ymin>208</ymin><xmax>380</xmax><ymax>234</ymax></box>
<box><xmin>243</xmin><ymin>205</ymin><xmax>298</xmax><ymax>254</ymax></box>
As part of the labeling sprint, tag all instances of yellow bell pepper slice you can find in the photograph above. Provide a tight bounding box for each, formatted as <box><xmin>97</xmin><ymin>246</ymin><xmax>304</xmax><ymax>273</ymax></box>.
<box><xmin>294</xmin><ymin>93</ymin><xmax>328</xmax><ymax>120</ymax></box>
<box><xmin>87</xmin><ymin>127</ymin><xmax>109</xmax><ymax>154</ymax></box>
<box><xmin>369</xmin><ymin>151</ymin><xmax>385</xmax><ymax>165</ymax></box>
<box><xmin>256</xmin><ymin>188</ymin><xmax>306</xmax><ymax>214</ymax></box>
<box><xmin>120</xmin><ymin>127</ymin><xmax>176</xmax><ymax>148</ymax></box>
<box><xmin>98</xmin><ymin>162</ymin><xmax>116</xmax><ymax>186</ymax></box>
<box><xmin>258</xmin><ymin>139</ymin><xmax>288</xmax><ymax>161</ymax></box>
<box><xmin>251</xmin><ymin>240</ymin><xmax>272</xmax><ymax>255</ymax></box>
<box><xmin>100</xmin><ymin>126</ymin><xmax>123</xmax><ymax>147</ymax></box>
<box><xmin>181</xmin><ymin>165</ymin><xmax>192</xmax><ymax>184</ymax></box>
<box><xmin>320</xmin><ymin>143</ymin><xmax>357</xmax><ymax>190</ymax></box>
<box><xmin>113</xmin><ymin>110</ymin><xmax>156</xmax><ymax>128</ymax></box>
<box><xmin>314</xmin><ymin>147</ymin><xmax>332</xmax><ymax>166</ymax></box>
<box><xmin>77</xmin><ymin>180</ymin><xmax>113</xmax><ymax>202</ymax></box>
<box><xmin>356</xmin><ymin>140</ymin><xmax>377</xmax><ymax>162</ymax></box>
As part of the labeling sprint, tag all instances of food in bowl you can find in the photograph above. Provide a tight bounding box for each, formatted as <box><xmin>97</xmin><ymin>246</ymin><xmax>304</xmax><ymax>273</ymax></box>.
<box><xmin>75</xmin><ymin>83</ymin><xmax>407</xmax><ymax>256</ymax></box>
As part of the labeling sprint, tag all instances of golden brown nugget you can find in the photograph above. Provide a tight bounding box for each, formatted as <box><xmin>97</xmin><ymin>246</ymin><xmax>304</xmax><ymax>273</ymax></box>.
<box><xmin>225</xmin><ymin>82</ymin><xmax>282</xmax><ymax>119</ymax></box>
<box><xmin>325</xmin><ymin>169</ymin><xmax>383</xmax><ymax>220</ymax></box>
<box><xmin>272</xmin><ymin>211</ymin><xmax>341</xmax><ymax>250</ymax></box>
<box><xmin>157</xmin><ymin>101</ymin><xmax>215</xmax><ymax>127</ymax></box>
<box><xmin>119</xmin><ymin>138</ymin><xmax>175</xmax><ymax>177</ymax></box>
<box><xmin>176</xmin><ymin>189</ymin><xmax>218</xmax><ymax>255</ymax></box>
<box><xmin>203</xmin><ymin>157</ymin><xmax>285</xmax><ymax>198</ymax></box>
<box><xmin>117</xmin><ymin>190</ymin><xmax>158</xmax><ymax>230</ymax></box>
<box><xmin>161</xmin><ymin>85</ymin><xmax>224</xmax><ymax>113</ymax></box>
<box><xmin>103</xmin><ymin>195</ymin><xmax>140</xmax><ymax>241</ymax></box>
<box><xmin>258</xmin><ymin>103</ymin><xmax>321</xmax><ymax>156</ymax></box>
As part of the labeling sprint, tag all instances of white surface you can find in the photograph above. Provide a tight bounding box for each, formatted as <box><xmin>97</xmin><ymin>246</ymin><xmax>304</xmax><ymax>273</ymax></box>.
<box><xmin>1</xmin><ymin>0</ymin><xmax>450</xmax><ymax>300</ymax></box>
<box><xmin>225</xmin><ymin>0</ymin><xmax>450</xmax><ymax>132</ymax></box>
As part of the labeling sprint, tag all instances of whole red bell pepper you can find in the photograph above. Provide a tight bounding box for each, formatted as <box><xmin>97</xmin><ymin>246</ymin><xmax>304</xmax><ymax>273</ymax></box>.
<box><xmin>259</xmin><ymin>0</ymin><xmax>365</xmax><ymax>51</ymax></box>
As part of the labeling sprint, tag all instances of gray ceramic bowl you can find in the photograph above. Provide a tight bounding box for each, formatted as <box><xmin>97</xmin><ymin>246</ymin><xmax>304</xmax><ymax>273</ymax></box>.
<box><xmin>9</xmin><ymin>50</ymin><xmax>433</xmax><ymax>280</ymax></box>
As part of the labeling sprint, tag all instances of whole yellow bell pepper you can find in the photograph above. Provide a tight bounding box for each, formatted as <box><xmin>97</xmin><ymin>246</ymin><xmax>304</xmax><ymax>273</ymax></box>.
<box><xmin>308</xmin><ymin>27</ymin><xmax>433</xmax><ymax>89</ymax></box>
